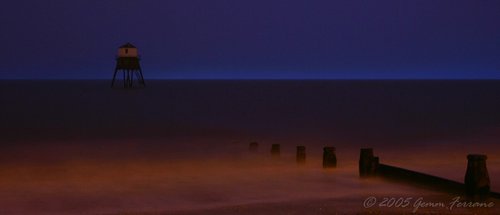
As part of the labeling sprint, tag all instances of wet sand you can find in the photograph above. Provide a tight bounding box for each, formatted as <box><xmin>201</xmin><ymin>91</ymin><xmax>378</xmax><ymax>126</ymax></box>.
<box><xmin>0</xmin><ymin>136</ymin><xmax>499</xmax><ymax>214</ymax></box>
<box><xmin>1</xmin><ymin>80</ymin><xmax>500</xmax><ymax>214</ymax></box>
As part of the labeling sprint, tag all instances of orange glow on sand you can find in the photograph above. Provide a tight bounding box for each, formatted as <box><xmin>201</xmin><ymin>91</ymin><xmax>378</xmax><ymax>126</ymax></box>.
<box><xmin>0</xmin><ymin>135</ymin><xmax>499</xmax><ymax>214</ymax></box>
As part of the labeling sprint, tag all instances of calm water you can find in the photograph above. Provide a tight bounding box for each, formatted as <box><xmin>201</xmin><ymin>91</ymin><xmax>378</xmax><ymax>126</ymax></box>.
<box><xmin>0</xmin><ymin>80</ymin><xmax>499</xmax><ymax>214</ymax></box>
<box><xmin>2</xmin><ymin>80</ymin><xmax>500</xmax><ymax>140</ymax></box>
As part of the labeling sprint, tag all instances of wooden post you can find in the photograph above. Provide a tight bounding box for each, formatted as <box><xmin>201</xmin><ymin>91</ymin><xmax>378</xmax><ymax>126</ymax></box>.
<box><xmin>465</xmin><ymin>154</ymin><xmax>490</xmax><ymax>197</ymax></box>
<box><xmin>374</xmin><ymin>153</ymin><xmax>497</xmax><ymax>197</ymax></box>
<box><xmin>323</xmin><ymin>147</ymin><xmax>337</xmax><ymax>168</ymax></box>
<box><xmin>271</xmin><ymin>144</ymin><xmax>280</xmax><ymax>156</ymax></box>
<box><xmin>249</xmin><ymin>142</ymin><xmax>259</xmax><ymax>152</ymax></box>
<box><xmin>359</xmin><ymin>148</ymin><xmax>376</xmax><ymax>177</ymax></box>
<box><xmin>296</xmin><ymin>146</ymin><xmax>306</xmax><ymax>164</ymax></box>
<box><xmin>371</xmin><ymin>156</ymin><xmax>379</xmax><ymax>175</ymax></box>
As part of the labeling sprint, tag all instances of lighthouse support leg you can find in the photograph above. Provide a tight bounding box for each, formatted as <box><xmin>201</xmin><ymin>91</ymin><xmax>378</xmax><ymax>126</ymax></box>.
<box><xmin>111</xmin><ymin>68</ymin><xmax>119</xmax><ymax>88</ymax></box>
<box><xmin>139</xmin><ymin>68</ymin><xmax>146</xmax><ymax>86</ymax></box>
<box><xmin>127</xmin><ymin>70</ymin><xmax>132</xmax><ymax>88</ymax></box>
<box><xmin>123</xmin><ymin>70</ymin><xmax>127</xmax><ymax>88</ymax></box>
<box><xmin>130</xmin><ymin>70</ymin><xmax>134</xmax><ymax>88</ymax></box>
<box><xmin>130</xmin><ymin>70</ymin><xmax>133</xmax><ymax>88</ymax></box>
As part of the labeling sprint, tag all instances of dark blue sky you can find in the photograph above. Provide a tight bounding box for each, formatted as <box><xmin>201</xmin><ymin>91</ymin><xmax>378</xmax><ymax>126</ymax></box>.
<box><xmin>1</xmin><ymin>0</ymin><xmax>499</xmax><ymax>79</ymax></box>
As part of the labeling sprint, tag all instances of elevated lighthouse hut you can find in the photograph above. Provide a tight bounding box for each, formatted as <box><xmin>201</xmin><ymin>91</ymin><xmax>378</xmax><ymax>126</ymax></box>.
<box><xmin>111</xmin><ymin>43</ymin><xmax>146</xmax><ymax>88</ymax></box>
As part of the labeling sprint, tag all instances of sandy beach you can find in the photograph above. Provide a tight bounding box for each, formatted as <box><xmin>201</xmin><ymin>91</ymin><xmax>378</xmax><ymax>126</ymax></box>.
<box><xmin>1</xmin><ymin>80</ymin><xmax>499</xmax><ymax>214</ymax></box>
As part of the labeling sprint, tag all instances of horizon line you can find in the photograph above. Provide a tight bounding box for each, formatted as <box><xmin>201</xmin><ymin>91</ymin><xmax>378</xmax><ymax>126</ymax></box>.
<box><xmin>2</xmin><ymin>78</ymin><xmax>500</xmax><ymax>81</ymax></box>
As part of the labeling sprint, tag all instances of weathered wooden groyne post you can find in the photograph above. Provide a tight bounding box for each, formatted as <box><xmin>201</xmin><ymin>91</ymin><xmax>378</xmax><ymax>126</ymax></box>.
<box><xmin>296</xmin><ymin>146</ymin><xmax>306</xmax><ymax>164</ymax></box>
<box><xmin>465</xmin><ymin>154</ymin><xmax>490</xmax><ymax>197</ymax></box>
<box><xmin>372</xmin><ymin>156</ymin><xmax>379</xmax><ymax>174</ymax></box>
<box><xmin>359</xmin><ymin>148</ymin><xmax>378</xmax><ymax>177</ymax></box>
<box><xmin>271</xmin><ymin>144</ymin><xmax>280</xmax><ymax>156</ymax></box>
<box><xmin>249</xmin><ymin>142</ymin><xmax>259</xmax><ymax>152</ymax></box>
<box><xmin>323</xmin><ymin>147</ymin><xmax>337</xmax><ymax>168</ymax></box>
<box><xmin>365</xmin><ymin>149</ymin><xmax>498</xmax><ymax>198</ymax></box>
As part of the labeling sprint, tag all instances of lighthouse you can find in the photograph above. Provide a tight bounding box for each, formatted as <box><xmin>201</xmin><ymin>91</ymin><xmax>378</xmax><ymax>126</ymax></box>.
<box><xmin>111</xmin><ymin>43</ymin><xmax>146</xmax><ymax>88</ymax></box>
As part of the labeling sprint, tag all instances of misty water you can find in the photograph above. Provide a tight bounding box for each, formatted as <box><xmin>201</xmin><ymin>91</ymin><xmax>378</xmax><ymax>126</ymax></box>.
<box><xmin>0</xmin><ymin>80</ymin><xmax>499</xmax><ymax>214</ymax></box>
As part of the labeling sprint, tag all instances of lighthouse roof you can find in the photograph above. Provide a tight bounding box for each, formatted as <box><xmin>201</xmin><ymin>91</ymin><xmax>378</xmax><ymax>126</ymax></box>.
<box><xmin>120</xmin><ymin>42</ymin><xmax>136</xmax><ymax>48</ymax></box>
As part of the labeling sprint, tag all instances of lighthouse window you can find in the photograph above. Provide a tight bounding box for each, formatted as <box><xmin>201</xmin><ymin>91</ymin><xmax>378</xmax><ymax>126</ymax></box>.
<box><xmin>125</xmin><ymin>49</ymin><xmax>128</xmax><ymax>54</ymax></box>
